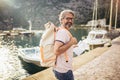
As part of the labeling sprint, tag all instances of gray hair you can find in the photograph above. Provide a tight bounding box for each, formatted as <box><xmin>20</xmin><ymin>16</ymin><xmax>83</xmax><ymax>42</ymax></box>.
<box><xmin>59</xmin><ymin>9</ymin><xmax>75</xmax><ymax>22</ymax></box>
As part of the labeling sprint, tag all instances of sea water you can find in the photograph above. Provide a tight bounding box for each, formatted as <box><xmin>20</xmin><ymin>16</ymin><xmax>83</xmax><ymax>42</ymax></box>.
<box><xmin>0</xmin><ymin>29</ymin><xmax>88</xmax><ymax>79</ymax></box>
<box><xmin>0</xmin><ymin>32</ymin><xmax>46</xmax><ymax>80</ymax></box>
<box><xmin>0</xmin><ymin>36</ymin><xmax>29</xmax><ymax>80</ymax></box>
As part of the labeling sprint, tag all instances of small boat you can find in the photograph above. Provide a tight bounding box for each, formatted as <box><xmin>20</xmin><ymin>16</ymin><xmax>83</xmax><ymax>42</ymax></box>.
<box><xmin>18</xmin><ymin>47</ymin><xmax>41</xmax><ymax>66</ymax></box>
<box><xmin>73</xmin><ymin>29</ymin><xmax>111</xmax><ymax>55</ymax></box>
<box><xmin>83</xmin><ymin>29</ymin><xmax>111</xmax><ymax>48</ymax></box>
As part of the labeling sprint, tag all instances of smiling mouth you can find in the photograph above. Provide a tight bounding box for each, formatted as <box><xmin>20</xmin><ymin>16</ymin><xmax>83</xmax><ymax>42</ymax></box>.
<box><xmin>66</xmin><ymin>22</ymin><xmax>72</xmax><ymax>27</ymax></box>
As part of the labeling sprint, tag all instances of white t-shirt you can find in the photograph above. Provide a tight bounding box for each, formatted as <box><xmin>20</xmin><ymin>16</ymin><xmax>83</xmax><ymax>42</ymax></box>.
<box><xmin>54</xmin><ymin>29</ymin><xmax>74</xmax><ymax>73</ymax></box>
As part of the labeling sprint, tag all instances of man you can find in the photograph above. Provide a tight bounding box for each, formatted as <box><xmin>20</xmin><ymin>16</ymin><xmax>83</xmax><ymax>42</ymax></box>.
<box><xmin>53</xmin><ymin>9</ymin><xmax>77</xmax><ymax>80</ymax></box>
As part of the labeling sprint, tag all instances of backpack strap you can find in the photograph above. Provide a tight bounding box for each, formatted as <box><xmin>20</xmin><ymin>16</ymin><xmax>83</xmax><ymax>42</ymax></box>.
<box><xmin>40</xmin><ymin>46</ymin><xmax>56</xmax><ymax>63</ymax></box>
<box><xmin>40</xmin><ymin>46</ymin><xmax>44</xmax><ymax>62</ymax></box>
<box><xmin>57</xmin><ymin>28</ymin><xmax>73</xmax><ymax>62</ymax></box>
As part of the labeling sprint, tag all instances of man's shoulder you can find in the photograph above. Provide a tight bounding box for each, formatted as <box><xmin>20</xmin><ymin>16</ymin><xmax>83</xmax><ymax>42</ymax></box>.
<box><xmin>57</xmin><ymin>29</ymin><xmax>68</xmax><ymax>34</ymax></box>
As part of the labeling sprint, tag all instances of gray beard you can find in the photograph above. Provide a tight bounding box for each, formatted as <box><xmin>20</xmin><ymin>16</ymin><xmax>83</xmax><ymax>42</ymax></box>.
<box><xmin>65</xmin><ymin>22</ymin><xmax>72</xmax><ymax>28</ymax></box>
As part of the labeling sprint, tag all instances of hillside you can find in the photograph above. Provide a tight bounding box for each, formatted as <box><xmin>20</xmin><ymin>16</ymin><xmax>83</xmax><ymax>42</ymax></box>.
<box><xmin>0</xmin><ymin>0</ymin><xmax>120</xmax><ymax>30</ymax></box>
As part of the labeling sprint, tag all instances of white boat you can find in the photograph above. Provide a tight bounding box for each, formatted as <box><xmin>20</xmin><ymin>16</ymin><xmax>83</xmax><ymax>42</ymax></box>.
<box><xmin>83</xmin><ymin>29</ymin><xmax>111</xmax><ymax>47</ymax></box>
<box><xmin>73</xmin><ymin>29</ymin><xmax>111</xmax><ymax>56</ymax></box>
<box><xmin>18</xmin><ymin>47</ymin><xmax>41</xmax><ymax>66</ymax></box>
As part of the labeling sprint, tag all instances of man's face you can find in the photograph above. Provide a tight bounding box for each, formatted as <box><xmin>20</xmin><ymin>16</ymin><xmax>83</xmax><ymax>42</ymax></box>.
<box><xmin>61</xmin><ymin>13</ymin><xmax>74</xmax><ymax>29</ymax></box>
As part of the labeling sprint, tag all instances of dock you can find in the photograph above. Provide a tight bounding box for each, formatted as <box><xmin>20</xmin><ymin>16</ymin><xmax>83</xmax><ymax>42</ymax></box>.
<box><xmin>22</xmin><ymin>37</ymin><xmax>120</xmax><ymax>80</ymax></box>
<box><xmin>23</xmin><ymin>36</ymin><xmax>120</xmax><ymax>80</ymax></box>
<box><xmin>23</xmin><ymin>47</ymin><xmax>109</xmax><ymax>80</ymax></box>
<box><xmin>74</xmin><ymin>36</ymin><xmax>120</xmax><ymax>80</ymax></box>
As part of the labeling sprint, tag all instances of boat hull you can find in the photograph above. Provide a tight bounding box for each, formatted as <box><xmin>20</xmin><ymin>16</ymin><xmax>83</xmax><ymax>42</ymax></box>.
<box><xmin>18</xmin><ymin>47</ymin><xmax>41</xmax><ymax>66</ymax></box>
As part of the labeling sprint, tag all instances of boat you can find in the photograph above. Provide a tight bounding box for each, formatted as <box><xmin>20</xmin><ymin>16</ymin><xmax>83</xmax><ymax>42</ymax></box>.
<box><xmin>18</xmin><ymin>47</ymin><xmax>41</xmax><ymax>66</ymax></box>
<box><xmin>73</xmin><ymin>29</ymin><xmax>111</xmax><ymax>56</ymax></box>
<box><xmin>83</xmin><ymin>29</ymin><xmax>111</xmax><ymax>48</ymax></box>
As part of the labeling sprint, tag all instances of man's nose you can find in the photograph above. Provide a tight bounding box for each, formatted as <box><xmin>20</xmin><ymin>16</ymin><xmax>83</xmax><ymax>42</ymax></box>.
<box><xmin>68</xmin><ymin>19</ymin><xmax>73</xmax><ymax>23</ymax></box>
<box><xmin>69</xmin><ymin>19</ymin><xmax>72</xmax><ymax>22</ymax></box>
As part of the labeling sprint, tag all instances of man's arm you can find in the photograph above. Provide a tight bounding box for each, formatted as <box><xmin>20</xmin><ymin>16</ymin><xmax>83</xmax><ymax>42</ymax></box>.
<box><xmin>54</xmin><ymin>37</ymin><xmax>77</xmax><ymax>55</ymax></box>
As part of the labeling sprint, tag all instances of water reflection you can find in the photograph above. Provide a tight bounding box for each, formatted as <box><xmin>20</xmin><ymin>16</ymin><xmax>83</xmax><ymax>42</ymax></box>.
<box><xmin>0</xmin><ymin>29</ymin><xmax>88</xmax><ymax>79</ymax></box>
<box><xmin>3</xmin><ymin>33</ymin><xmax>42</xmax><ymax>48</ymax></box>
<box><xmin>3</xmin><ymin>29</ymin><xmax>88</xmax><ymax>48</ymax></box>
<box><xmin>0</xmin><ymin>38</ymin><xmax>29</xmax><ymax>80</ymax></box>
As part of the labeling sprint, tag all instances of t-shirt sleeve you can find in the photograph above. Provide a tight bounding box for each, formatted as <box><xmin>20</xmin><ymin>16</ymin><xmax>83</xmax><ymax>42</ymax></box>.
<box><xmin>55</xmin><ymin>30</ymin><xmax>69</xmax><ymax>44</ymax></box>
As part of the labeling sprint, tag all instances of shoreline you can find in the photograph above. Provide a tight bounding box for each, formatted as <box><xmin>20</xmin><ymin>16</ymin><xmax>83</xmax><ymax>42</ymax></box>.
<box><xmin>23</xmin><ymin>36</ymin><xmax>120</xmax><ymax>80</ymax></box>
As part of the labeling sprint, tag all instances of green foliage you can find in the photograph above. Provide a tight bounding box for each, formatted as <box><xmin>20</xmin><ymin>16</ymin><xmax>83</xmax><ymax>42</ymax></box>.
<box><xmin>0</xmin><ymin>0</ymin><xmax>120</xmax><ymax>30</ymax></box>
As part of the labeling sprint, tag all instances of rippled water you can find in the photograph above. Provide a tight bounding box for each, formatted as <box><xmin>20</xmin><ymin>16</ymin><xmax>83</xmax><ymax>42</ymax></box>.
<box><xmin>0</xmin><ymin>29</ymin><xmax>88</xmax><ymax>80</ymax></box>
<box><xmin>0</xmin><ymin>37</ymin><xmax>29</xmax><ymax>80</ymax></box>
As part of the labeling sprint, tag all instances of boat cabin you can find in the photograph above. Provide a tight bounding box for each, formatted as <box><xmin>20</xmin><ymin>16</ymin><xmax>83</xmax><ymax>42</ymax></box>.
<box><xmin>87</xmin><ymin>30</ymin><xmax>108</xmax><ymax>40</ymax></box>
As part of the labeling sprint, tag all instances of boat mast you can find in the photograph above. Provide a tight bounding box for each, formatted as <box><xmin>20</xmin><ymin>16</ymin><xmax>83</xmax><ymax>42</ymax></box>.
<box><xmin>95</xmin><ymin>0</ymin><xmax>98</xmax><ymax>21</ymax></box>
<box><xmin>115</xmin><ymin>0</ymin><xmax>118</xmax><ymax>29</ymax></box>
<box><xmin>92</xmin><ymin>2</ymin><xmax>95</xmax><ymax>29</ymax></box>
<box><xmin>28</xmin><ymin>20</ymin><xmax>32</xmax><ymax>32</ymax></box>
<box><xmin>92</xmin><ymin>0</ymin><xmax>98</xmax><ymax>29</ymax></box>
<box><xmin>109</xmin><ymin>0</ymin><xmax>113</xmax><ymax>30</ymax></box>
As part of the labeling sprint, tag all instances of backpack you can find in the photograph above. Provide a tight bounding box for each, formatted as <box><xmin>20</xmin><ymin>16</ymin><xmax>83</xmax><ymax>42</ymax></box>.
<box><xmin>40</xmin><ymin>22</ymin><xmax>71</xmax><ymax>67</ymax></box>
